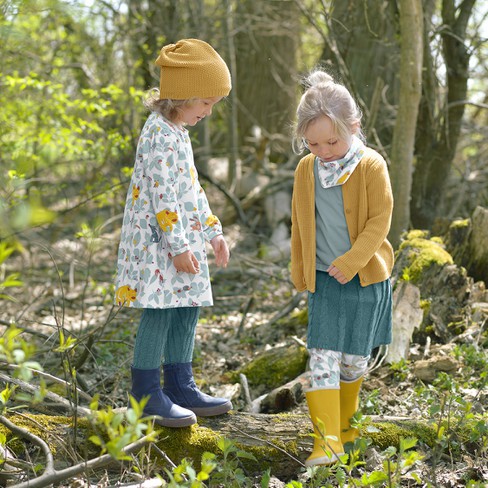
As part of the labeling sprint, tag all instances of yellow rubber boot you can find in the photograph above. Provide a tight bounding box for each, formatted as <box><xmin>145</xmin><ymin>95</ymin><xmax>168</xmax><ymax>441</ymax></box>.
<box><xmin>305</xmin><ymin>388</ymin><xmax>344</xmax><ymax>466</ymax></box>
<box><xmin>339</xmin><ymin>377</ymin><xmax>363</xmax><ymax>446</ymax></box>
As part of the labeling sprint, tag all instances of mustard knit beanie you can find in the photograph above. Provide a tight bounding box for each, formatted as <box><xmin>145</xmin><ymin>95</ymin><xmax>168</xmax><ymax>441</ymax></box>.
<box><xmin>155</xmin><ymin>39</ymin><xmax>231</xmax><ymax>100</ymax></box>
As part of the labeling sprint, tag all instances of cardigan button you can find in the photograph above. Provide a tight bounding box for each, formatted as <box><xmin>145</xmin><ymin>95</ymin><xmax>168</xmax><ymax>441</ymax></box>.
<box><xmin>345</xmin><ymin>208</ymin><xmax>351</xmax><ymax>214</ymax></box>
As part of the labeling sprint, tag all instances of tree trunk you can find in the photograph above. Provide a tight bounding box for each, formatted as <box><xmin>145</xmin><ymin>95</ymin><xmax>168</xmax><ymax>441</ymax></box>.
<box><xmin>389</xmin><ymin>0</ymin><xmax>423</xmax><ymax>246</ymax></box>
<box><xmin>235</xmin><ymin>0</ymin><xmax>299</xmax><ymax>161</ymax></box>
<box><xmin>410</xmin><ymin>0</ymin><xmax>476</xmax><ymax>229</ymax></box>
<box><xmin>319</xmin><ymin>0</ymin><xmax>400</xmax><ymax>147</ymax></box>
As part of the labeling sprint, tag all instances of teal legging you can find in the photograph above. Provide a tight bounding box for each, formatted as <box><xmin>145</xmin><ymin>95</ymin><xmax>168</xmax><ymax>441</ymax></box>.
<box><xmin>132</xmin><ymin>307</ymin><xmax>200</xmax><ymax>369</ymax></box>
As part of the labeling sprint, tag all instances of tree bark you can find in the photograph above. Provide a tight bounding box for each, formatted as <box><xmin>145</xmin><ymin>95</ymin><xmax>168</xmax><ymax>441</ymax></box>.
<box><xmin>410</xmin><ymin>0</ymin><xmax>476</xmax><ymax>229</ymax></box>
<box><xmin>235</xmin><ymin>0</ymin><xmax>299</xmax><ymax>160</ymax></box>
<box><xmin>1</xmin><ymin>412</ymin><xmax>440</xmax><ymax>482</ymax></box>
<box><xmin>319</xmin><ymin>0</ymin><xmax>400</xmax><ymax>146</ymax></box>
<box><xmin>389</xmin><ymin>0</ymin><xmax>423</xmax><ymax>246</ymax></box>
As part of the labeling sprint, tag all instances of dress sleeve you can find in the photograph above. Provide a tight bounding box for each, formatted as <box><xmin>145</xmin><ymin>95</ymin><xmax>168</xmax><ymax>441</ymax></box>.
<box><xmin>194</xmin><ymin>170</ymin><xmax>223</xmax><ymax>242</ymax></box>
<box><xmin>145</xmin><ymin>132</ymin><xmax>191</xmax><ymax>256</ymax></box>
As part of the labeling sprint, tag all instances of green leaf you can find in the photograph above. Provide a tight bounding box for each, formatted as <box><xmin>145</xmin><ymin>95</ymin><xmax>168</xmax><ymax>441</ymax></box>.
<box><xmin>89</xmin><ymin>435</ymin><xmax>102</xmax><ymax>446</ymax></box>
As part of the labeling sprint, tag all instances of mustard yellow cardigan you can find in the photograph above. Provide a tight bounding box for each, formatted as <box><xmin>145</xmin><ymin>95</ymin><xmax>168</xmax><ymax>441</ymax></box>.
<box><xmin>291</xmin><ymin>148</ymin><xmax>394</xmax><ymax>292</ymax></box>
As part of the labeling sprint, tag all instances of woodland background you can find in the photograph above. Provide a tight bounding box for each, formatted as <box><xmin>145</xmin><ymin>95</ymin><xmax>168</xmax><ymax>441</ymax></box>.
<box><xmin>0</xmin><ymin>0</ymin><xmax>487</xmax><ymax>487</ymax></box>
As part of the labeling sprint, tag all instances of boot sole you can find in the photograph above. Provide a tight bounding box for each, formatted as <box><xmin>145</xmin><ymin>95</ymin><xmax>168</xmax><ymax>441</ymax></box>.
<box><xmin>150</xmin><ymin>414</ymin><xmax>197</xmax><ymax>428</ymax></box>
<box><xmin>305</xmin><ymin>452</ymin><xmax>344</xmax><ymax>466</ymax></box>
<box><xmin>188</xmin><ymin>400</ymin><xmax>232</xmax><ymax>417</ymax></box>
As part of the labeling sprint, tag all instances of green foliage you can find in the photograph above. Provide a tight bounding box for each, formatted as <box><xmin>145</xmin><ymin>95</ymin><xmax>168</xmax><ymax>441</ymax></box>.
<box><xmin>0</xmin><ymin>325</ymin><xmax>45</xmax><ymax>411</ymax></box>
<box><xmin>381</xmin><ymin>437</ymin><xmax>424</xmax><ymax>486</ymax></box>
<box><xmin>165</xmin><ymin>453</ymin><xmax>217</xmax><ymax>488</ymax></box>
<box><xmin>164</xmin><ymin>438</ymin><xmax>257</xmax><ymax>488</ymax></box>
<box><xmin>0</xmin><ymin>71</ymin><xmax>143</xmax><ymax>237</ymax></box>
<box><xmin>87</xmin><ymin>395</ymin><xmax>156</xmax><ymax>461</ymax></box>
<box><xmin>389</xmin><ymin>358</ymin><xmax>410</xmax><ymax>382</ymax></box>
<box><xmin>0</xmin><ymin>241</ymin><xmax>23</xmax><ymax>301</ymax></box>
<box><xmin>452</xmin><ymin>344</ymin><xmax>488</xmax><ymax>389</ymax></box>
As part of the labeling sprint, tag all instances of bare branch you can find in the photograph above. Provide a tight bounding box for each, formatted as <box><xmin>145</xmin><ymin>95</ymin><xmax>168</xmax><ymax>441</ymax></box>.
<box><xmin>0</xmin><ymin>372</ymin><xmax>91</xmax><ymax>416</ymax></box>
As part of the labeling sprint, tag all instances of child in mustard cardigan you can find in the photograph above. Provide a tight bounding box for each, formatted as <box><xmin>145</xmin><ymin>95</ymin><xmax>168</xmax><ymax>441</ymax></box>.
<box><xmin>291</xmin><ymin>69</ymin><xmax>394</xmax><ymax>466</ymax></box>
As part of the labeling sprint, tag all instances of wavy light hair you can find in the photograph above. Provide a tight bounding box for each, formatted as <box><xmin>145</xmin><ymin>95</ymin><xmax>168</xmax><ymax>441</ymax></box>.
<box><xmin>292</xmin><ymin>69</ymin><xmax>364</xmax><ymax>154</ymax></box>
<box><xmin>143</xmin><ymin>88</ymin><xmax>197</xmax><ymax>121</ymax></box>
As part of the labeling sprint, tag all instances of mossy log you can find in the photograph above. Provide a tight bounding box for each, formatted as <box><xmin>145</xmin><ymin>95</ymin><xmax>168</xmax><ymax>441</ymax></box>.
<box><xmin>228</xmin><ymin>342</ymin><xmax>308</xmax><ymax>394</ymax></box>
<box><xmin>1</xmin><ymin>411</ymin><xmax>438</xmax><ymax>481</ymax></box>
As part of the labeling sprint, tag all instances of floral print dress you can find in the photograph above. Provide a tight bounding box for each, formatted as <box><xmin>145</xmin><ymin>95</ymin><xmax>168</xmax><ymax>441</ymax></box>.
<box><xmin>115</xmin><ymin>113</ymin><xmax>222</xmax><ymax>309</ymax></box>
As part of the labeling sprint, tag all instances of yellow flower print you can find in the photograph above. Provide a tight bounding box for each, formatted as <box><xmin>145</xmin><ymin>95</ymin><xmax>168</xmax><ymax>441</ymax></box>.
<box><xmin>132</xmin><ymin>185</ymin><xmax>140</xmax><ymax>206</ymax></box>
<box><xmin>157</xmin><ymin>209</ymin><xmax>179</xmax><ymax>232</ymax></box>
<box><xmin>205</xmin><ymin>215</ymin><xmax>219</xmax><ymax>227</ymax></box>
<box><xmin>115</xmin><ymin>285</ymin><xmax>137</xmax><ymax>306</ymax></box>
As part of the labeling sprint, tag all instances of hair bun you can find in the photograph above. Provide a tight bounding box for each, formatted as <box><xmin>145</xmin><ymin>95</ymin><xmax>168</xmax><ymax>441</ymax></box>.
<box><xmin>304</xmin><ymin>70</ymin><xmax>334</xmax><ymax>89</ymax></box>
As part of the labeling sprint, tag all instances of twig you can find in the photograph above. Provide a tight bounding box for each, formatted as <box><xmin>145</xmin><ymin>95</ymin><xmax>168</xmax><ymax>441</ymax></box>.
<box><xmin>149</xmin><ymin>443</ymin><xmax>177</xmax><ymax>470</ymax></box>
<box><xmin>3</xmin><ymin>364</ymin><xmax>93</xmax><ymax>402</ymax></box>
<box><xmin>0</xmin><ymin>321</ymin><xmax>50</xmax><ymax>340</ymax></box>
<box><xmin>368</xmin><ymin>345</ymin><xmax>388</xmax><ymax>374</ymax></box>
<box><xmin>0</xmin><ymin>372</ymin><xmax>91</xmax><ymax>416</ymax></box>
<box><xmin>106</xmin><ymin>479</ymin><xmax>163</xmax><ymax>488</ymax></box>
<box><xmin>237</xmin><ymin>296</ymin><xmax>254</xmax><ymax>338</ymax></box>
<box><xmin>239</xmin><ymin>373</ymin><xmax>253</xmax><ymax>411</ymax></box>
<box><xmin>291</xmin><ymin>335</ymin><xmax>306</xmax><ymax>348</ymax></box>
<box><xmin>230</xmin><ymin>425</ymin><xmax>305</xmax><ymax>468</ymax></box>
<box><xmin>264</xmin><ymin>292</ymin><xmax>304</xmax><ymax>327</ymax></box>
<box><xmin>197</xmin><ymin>167</ymin><xmax>250</xmax><ymax>226</ymax></box>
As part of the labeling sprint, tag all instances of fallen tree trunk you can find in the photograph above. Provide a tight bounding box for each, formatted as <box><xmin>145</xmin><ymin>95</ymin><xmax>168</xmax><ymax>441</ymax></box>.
<box><xmin>0</xmin><ymin>411</ymin><xmax>438</xmax><ymax>482</ymax></box>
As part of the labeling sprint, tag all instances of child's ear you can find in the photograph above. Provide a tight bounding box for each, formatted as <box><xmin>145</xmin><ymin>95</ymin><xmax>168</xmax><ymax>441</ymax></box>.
<box><xmin>350</xmin><ymin>121</ymin><xmax>360</xmax><ymax>134</ymax></box>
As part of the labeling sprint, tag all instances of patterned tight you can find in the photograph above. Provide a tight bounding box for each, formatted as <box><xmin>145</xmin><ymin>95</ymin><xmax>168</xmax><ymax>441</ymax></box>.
<box><xmin>308</xmin><ymin>348</ymin><xmax>369</xmax><ymax>388</ymax></box>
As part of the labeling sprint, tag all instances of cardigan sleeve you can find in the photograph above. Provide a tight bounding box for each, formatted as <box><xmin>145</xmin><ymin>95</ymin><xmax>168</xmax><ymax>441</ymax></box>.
<box><xmin>291</xmin><ymin>186</ymin><xmax>307</xmax><ymax>292</ymax></box>
<box><xmin>332</xmin><ymin>155</ymin><xmax>393</xmax><ymax>281</ymax></box>
<box><xmin>290</xmin><ymin>156</ymin><xmax>317</xmax><ymax>292</ymax></box>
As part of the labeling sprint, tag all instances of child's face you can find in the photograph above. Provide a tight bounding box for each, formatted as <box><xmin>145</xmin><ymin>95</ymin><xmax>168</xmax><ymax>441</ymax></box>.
<box><xmin>304</xmin><ymin>115</ymin><xmax>352</xmax><ymax>162</ymax></box>
<box><xmin>177</xmin><ymin>96</ymin><xmax>223</xmax><ymax>126</ymax></box>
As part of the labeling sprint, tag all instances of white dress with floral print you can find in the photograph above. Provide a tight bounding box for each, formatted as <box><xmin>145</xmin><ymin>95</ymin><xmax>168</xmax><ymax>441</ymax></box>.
<box><xmin>115</xmin><ymin>113</ymin><xmax>222</xmax><ymax>309</ymax></box>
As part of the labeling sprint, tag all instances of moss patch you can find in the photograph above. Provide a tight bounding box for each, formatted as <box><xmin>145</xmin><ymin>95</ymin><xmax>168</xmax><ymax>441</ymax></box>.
<box><xmin>363</xmin><ymin>420</ymin><xmax>437</xmax><ymax>450</ymax></box>
<box><xmin>229</xmin><ymin>343</ymin><xmax>308</xmax><ymax>390</ymax></box>
<box><xmin>398</xmin><ymin>230</ymin><xmax>453</xmax><ymax>283</ymax></box>
<box><xmin>0</xmin><ymin>414</ymin><xmax>70</xmax><ymax>455</ymax></box>
<box><xmin>154</xmin><ymin>422</ymin><xmax>291</xmax><ymax>474</ymax></box>
<box><xmin>450</xmin><ymin>219</ymin><xmax>470</xmax><ymax>229</ymax></box>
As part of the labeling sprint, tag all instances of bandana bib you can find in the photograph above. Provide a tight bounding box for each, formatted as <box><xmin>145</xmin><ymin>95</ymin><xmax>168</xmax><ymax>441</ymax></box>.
<box><xmin>316</xmin><ymin>135</ymin><xmax>365</xmax><ymax>188</ymax></box>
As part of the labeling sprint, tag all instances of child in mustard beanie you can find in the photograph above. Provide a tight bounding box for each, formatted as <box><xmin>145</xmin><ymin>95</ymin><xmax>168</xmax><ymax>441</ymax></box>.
<box><xmin>114</xmin><ymin>39</ymin><xmax>232</xmax><ymax>427</ymax></box>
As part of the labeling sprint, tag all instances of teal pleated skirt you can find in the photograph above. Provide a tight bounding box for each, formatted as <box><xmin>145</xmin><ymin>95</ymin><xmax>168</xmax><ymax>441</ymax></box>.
<box><xmin>307</xmin><ymin>271</ymin><xmax>392</xmax><ymax>356</ymax></box>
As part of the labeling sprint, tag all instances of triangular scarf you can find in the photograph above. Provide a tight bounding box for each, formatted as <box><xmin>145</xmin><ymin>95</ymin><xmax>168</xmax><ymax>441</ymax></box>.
<box><xmin>316</xmin><ymin>135</ymin><xmax>365</xmax><ymax>188</ymax></box>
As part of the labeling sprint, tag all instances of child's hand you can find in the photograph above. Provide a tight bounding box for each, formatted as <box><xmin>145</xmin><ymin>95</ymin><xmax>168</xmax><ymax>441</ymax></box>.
<box><xmin>326</xmin><ymin>265</ymin><xmax>349</xmax><ymax>284</ymax></box>
<box><xmin>210</xmin><ymin>235</ymin><xmax>230</xmax><ymax>268</ymax></box>
<box><xmin>173</xmin><ymin>250</ymin><xmax>200</xmax><ymax>274</ymax></box>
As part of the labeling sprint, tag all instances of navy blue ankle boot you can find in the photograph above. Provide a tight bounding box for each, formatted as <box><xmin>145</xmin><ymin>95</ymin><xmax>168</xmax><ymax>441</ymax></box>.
<box><xmin>162</xmin><ymin>363</ymin><xmax>232</xmax><ymax>416</ymax></box>
<box><xmin>130</xmin><ymin>367</ymin><xmax>196</xmax><ymax>427</ymax></box>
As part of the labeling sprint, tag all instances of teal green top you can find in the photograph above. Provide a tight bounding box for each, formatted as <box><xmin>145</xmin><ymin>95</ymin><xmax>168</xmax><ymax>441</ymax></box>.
<box><xmin>314</xmin><ymin>159</ymin><xmax>351</xmax><ymax>272</ymax></box>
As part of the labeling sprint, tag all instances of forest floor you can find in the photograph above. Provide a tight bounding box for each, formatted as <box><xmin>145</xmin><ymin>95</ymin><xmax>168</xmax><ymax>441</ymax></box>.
<box><xmin>3</xmin><ymin>189</ymin><xmax>488</xmax><ymax>487</ymax></box>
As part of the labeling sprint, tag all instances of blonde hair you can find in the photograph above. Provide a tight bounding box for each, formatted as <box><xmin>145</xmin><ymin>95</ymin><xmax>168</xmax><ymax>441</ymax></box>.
<box><xmin>292</xmin><ymin>69</ymin><xmax>363</xmax><ymax>154</ymax></box>
<box><xmin>143</xmin><ymin>88</ymin><xmax>197</xmax><ymax>122</ymax></box>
